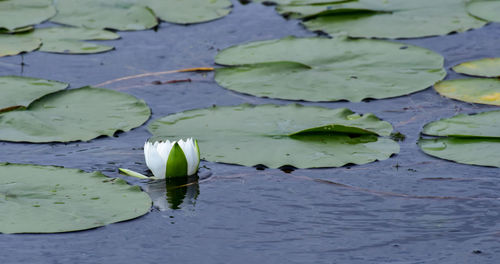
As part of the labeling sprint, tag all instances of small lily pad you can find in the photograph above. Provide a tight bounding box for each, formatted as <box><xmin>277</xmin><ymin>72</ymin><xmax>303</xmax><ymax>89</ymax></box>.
<box><xmin>51</xmin><ymin>0</ymin><xmax>158</xmax><ymax>31</ymax></box>
<box><xmin>452</xmin><ymin>58</ymin><xmax>500</xmax><ymax>77</ymax></box>
<box><xmin>0</xmin><ymin>87</ymin><xmax>151</xmax><ymax>143</ymax></box>
<box><xmin>419</xmin><ymin>110</ymin><xmax>500</xmax><ymax>167</ymax></box>
<box><xmin>149</xmin><ymin>104</ymin><xmax>399</xmax><ymax>169</ymax></box>
<box><xmin>0</xmin><ymin>76</ymin><xmax>68</xmax><ymax>113</ymax></box>
<box><xmin>0</xmin><ymin>163</ymin><xmax>151</xmax><ymax>234</ymax></box>
<box><xmin>434</xmin><ymin>78</ymin><xmax>500</xmax><ymax>106</ymax></box>
<box><xmin>0</xmin><ymin>0</ymin><xmax>56</xmax><ymax>32</ymax></box>
<box><xmin>144</xmin><ymin>0</ymin><xmax>233</xmax><ymax>24</ymax></box>
<box><xmin>215</xmin><ymin>36</ymin><xmax>446</xmax><ymax>102</ymax></box>
<box><xmin>0</xmin><ymin>34</ymin><xmax>41</xmax><ymax>57</ymax></box>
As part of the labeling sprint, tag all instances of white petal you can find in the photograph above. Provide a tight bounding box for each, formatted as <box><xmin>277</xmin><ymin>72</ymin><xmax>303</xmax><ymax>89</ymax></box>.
<box><xmin>156</xmin><ymin>140</ymin><xmax>174</xmax><ymax>164</ymax></box>
<box><xmin>178</xmin><ymin>138</ymin><xmax>199</xmax><ymax>175</ymax></box>
<box><xmin>144</xmin><ymin>141</ymin><xmax>166</xmax><ymax>179</ymax></box>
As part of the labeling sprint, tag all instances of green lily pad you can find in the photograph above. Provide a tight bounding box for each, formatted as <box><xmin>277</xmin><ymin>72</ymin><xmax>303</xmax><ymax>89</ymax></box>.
<box><xmin>51</xmin><ymin>0</ymin><xmax>158</xmax><ymax>31</ymax></box>
<box><xmin>422</xmin><ymin>110</ymin><xmax>500</xmax><ymax>138</ymax></box>
<box><xmin>271</xmin><ymin>0</ymin><xmax>486</xmax><ymax>39</ymax></box>
<box><xmin>0</xmin><ymin>34</ymin><xmax>41</xmax><ymax>57</ymax></box>
<box><xmin>0</xmin><ymin>0</ymin><xmax>56</xmax><ymax>32</ymax></box>
<box><xmin>0</xmin><ymin>163</ymin><xmax>151</xmax><ymax>234</ymax></box>
<box><xmin>434</xmin><ymin>78</ymin><xmax>500</xmax><ymax>106</ymax></box>
<box><xmin>452</xmin><ymin>58</ymin><xmax>500</xmax><ymax>77</ymax></box>
<box><xmin>148</xmin><ymin>104</ymin><xmax>399</xmax><ymax>169</ymax></box>
<box><xmin>0</xmin><ymin>76</ymin><xmax>68</xmax><ymax>113</ymax></box>
<box><xmin>215</xmin><ymin>36</ymin><xmax>446</xmax><ymax>102</ymax></box>
<box><xmin>144</xmin><ymin>0</ymin><xmax>232</xmax><ymax>24</ymax></box>
<box><xmin>29</xmin><ymin>27</ymin><xmax>120</xmax><ymax>54</ymax></box>
<box><xmin>467</xmin><ymin>0</ymin><xmax>500</xmax><ymax>22</ymax></box>
<box><xmin>419</xmin><ymin>138</ymin><xmax>500</xmax><ymax>167</ymax></box>
<box><xmin>0</xmin><ymin>87</ymin><xmax>151</xmax><ymax>143</ymax></box>
<box><xmin>419</xmin><ymin>110</ymin><xmax>500</xmax><ymax>167</ymax></box>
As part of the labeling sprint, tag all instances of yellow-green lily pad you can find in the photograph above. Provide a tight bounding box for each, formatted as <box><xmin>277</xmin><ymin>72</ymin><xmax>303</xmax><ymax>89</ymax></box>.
<box><xmin>467</xmin><ymin>0</ymin><xmax>500</xmax><ymax>22</ymax></box>
<box><xmin>434</xmin><ymin>78</ymin><xmax>500</xmax><ymax>106</ymax></box>
<box><xmin>0</xmin><ymin>0</ymin><xmax>56</xmax><ymax>32</ymax></box>
<box><xmin>452</xmin><ymin>58</ymin><xmax>500</xmax><ymax>77</ymax></box>
<box><xmin>0</xmin><ymin>34</ymin><xmax>41</xmax><ymax>57</ymax></box>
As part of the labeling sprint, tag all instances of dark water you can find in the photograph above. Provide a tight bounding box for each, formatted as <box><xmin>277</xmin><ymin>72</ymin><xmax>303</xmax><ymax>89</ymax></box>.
<box><xmin>1</xmin><ymin>1</ymin><xmax>500</xmax><ymax>263</ymax></box>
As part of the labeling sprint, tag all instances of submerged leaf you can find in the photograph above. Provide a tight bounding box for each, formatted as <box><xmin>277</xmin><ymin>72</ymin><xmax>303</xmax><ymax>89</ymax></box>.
<box><xmin>434</xmin><ymin>79</ymin><xmax>500</xmax><ymax>106</ymax></box>
<box><xmin>0</xmin><ymin>163</ymin><xmax>151</xmax><ymax>234</ymax></box>
<box><xmin>215</xmin><ymin>36</ymin><xmax>446</xmax><ymax>102</ymax></box>
<box><xmin>149</xmin><ymin>104</ymin><xmax>399</xmax><ymax>169</ymax></box>
<box><xmin>0</xmin><ymin>87</ymin><xmax>151</xmax><ymax>143</ymax></box>
<box><xmin>0</xmin><ymin>76</ymin><xmax>68</xmax><ymax>112</ymax></box>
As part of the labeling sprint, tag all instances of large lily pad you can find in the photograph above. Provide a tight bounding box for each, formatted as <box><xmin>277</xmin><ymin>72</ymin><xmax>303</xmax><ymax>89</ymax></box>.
<box><xmin>419</xmin><ymin>110</ymin><xmax>500</xmax><ymax>167</ymax></box>
<box><xmin>144</xmin><ymin>0</ymin><xmax>232</xmax><ymax>24</ymax></box>
<box><xmin>0</xmin><ymin>163</ymin><xmax>151</xmax><ymax>234</ymax></box>
<box><xmin>0</xmin><ymin>34</ymin><xmax>41</xmax><ymax>57</ymax></box>
<box><xmin>0</xmin><ymin>87</ymin><xmax>151</xmax><ymax>143</ymax></box>
<box><xmin>0</xmin><ymin>0</ymin><xmax>56</xmax><ymax>32</ymax></box>
<box><xmin>270</xmin><ymin>0</ymin><xmax>486</xmax><ymax>39</ymax></box>
<box><xmin>215</xmin><ymin>36</ymin><xmax>446</xmax><ymax>102</ymax></box>
<box><xmin>148</xmin><ymin>104</ymin><xmax>399</xmax><ymax>169</ymax></box>
<box><xmin>51</xmin><ymin>0</ymin><xmax>158</xmax><ymax>31</ymax></box>
<box><xmin>29</xmin><ymin>27</ymin><xmax>120</xmax><ymax>54</ymax></box>
<box><xmin>452</xmin><ymin>58</ymin><xmax>500</xmax><ymax>77</ymax></box>
<box><xmin>467</xmin><ymin>0</ymin><xmax>500</xmax><ymax>22</ymax></box>
<box><xmin>434</xmin><ymin>79</ymin><xmax>500</xmax><ymax>106</ymax></box>
<box><xmin>0</xmin><ymin>76</ymin><xmax>68</xmax><ymax>112</ymax></box>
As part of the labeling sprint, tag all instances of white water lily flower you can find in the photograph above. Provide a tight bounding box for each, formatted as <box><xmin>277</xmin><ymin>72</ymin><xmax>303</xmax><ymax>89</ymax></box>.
<box><xmin>144</xmin><ymin>138</ymin><xmax>200</xmax><ymax>178</ymax></box>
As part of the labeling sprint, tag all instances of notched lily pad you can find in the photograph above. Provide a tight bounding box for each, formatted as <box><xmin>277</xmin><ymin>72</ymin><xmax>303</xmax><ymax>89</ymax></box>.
<box><xmin>419</xmin><ymin>110</ymin><xmax>500</xmax><ymax>167</ymax></box>
<box><xmin>452</xmin><ymin>58</ymin><xmax>500</xmax><ymax>77</ymax></box>
<box><xmin>0</xmin><ymin>76</ymin><xmax>68</xmax><ymax>113</ymax></box>
<box><xmin>51</xmin><ymin>0</ymin><xmax>158</xmax><ymax>31</ymax></box>
<box><xmin>0</xmin><ymin>0</ymin><xmax>56</xmax><ymax>32</ymax></box>
<box><xmin>0</xmin><ymin>86</ymin><xmax>151</xmax><ymax>143</ymax></box>
<box><xmin>0</xmin><ymin>163</ymin><xmax>151</xmax><ymax>234</ymax></box>
<box><xmin>0</xmin><ymin>34</ymin><xmax>41</xmax><ymax>57</ymax></box>
<box><xmin>149</xmin><ymin>104</ymin><xmax>399</xmax><ymax>169</ymax></box>
<box><xmin>215</xmin><ymin>36</ymin><xmax>446</xmax><ymax>102</ymax></box>
<box><xmin>434</xmin><ymin>78</ymin><xmax>500</xmax><ymax>106</ymax></box>
<box><xmin>260</xmin><ymin>0</ymin><xmax>486</xmax><ymax>39</ymax></box>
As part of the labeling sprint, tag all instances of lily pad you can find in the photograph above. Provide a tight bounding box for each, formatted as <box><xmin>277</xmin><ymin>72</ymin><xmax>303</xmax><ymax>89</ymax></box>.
<box><xmin>467</xmin><ymin>0</ymin><xmax>500</xmax><ymax>22</ymax></box>
<box><xmin>0</xmin><ymin>163</ymin><xmax>151</xmax><ymax>234</ymax></box>
<box><xmin>271</xmin><ymin>0</ymin><xmax>486</xmax><ymax>39</ymax></box>
<box><xmin>434</xmin><ymin>79</ymin><xmax>500</xmax><ymax>106</ymax></box>
<box><xmin>148</xmin><ymin>104</ymin><xmax>399</xmax><ymax>169</ymax></box>
<box><xmin>0</xmin><ymin>0</ymin><xmax>56</xmax><ymax>32</ymax></box>
<box><xmin>29</xmin><ymin>27</ymin><xmax>120</xmax><ymax>54</ymax></box>
<box><xmin>144</xmin><ymin>0</ymin><xmax>233</xmax><ymax>24</ymax></box>
<box><xmin>0</xmin><ymin>87</ymin><xmax>151</xmax><ymax>143</ymax></box>
<box><xmin>0</xmin><ymin>76</ymin><xmax>68</xmax><ymax>113</ymax></box>
<box><xmin>452</xmin><ymin>58</ymin><xmax>500</xmax><ymax>77</ymax></box>
<box><xmin>51</xmin><ymin>0</ymin><xmax>158</xmax><ymax>31</ymax></box>
<box><xmin>215</xmin><ymin>36</ymin><xmax>446</xmax><ymax>102</ymax></box>
<box><xmin>419</xmin><ymin>110</ymin><xmax>500</xmax><ymax>167</ymax></box>
<box><xmin>0</xmin><ymin>34</ymin><xmax>41</xmax><ymax>57</ymax></box>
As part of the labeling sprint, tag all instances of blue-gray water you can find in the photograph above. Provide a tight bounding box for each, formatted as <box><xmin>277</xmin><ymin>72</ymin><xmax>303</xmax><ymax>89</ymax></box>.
<box><xmin>1</xmin><ymin>1</ymin><xmax>500</xmax><ymax>263</ymax></box>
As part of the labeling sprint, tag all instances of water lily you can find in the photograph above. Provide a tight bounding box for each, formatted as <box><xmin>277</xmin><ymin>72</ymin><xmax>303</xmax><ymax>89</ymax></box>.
<box><xmin>119</xmin><ymin>138</ymin><xmax>200</xmax><ymax>179</ymax></box>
